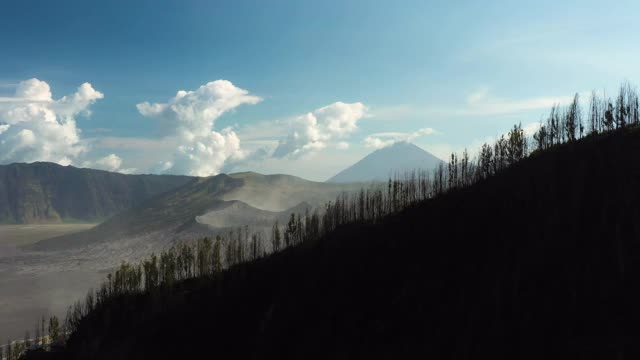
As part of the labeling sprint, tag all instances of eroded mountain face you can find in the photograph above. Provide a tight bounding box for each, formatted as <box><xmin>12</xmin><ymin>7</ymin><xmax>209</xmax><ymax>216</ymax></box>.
<box><xmin>0</xmin><ymin>162</ymin><xmax>193</xmax><ymax>224</ymax></box>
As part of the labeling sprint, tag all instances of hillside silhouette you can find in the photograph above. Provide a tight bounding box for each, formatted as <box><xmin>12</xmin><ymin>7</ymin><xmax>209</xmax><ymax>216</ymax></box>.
<box><xmin>19</xmin><ymin>85</ymin><xmax>640</xmax><ymax>358</ymax></box>
<box><xmin>38</xmin><ymin>125</ymin><xmax>640</xmax><ymax>359</ymax></box>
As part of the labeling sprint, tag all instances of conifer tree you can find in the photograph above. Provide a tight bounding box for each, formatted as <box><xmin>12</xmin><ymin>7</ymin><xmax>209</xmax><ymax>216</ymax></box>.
<box><xmin>237</xmin><ymin>227</ymin><xmax>245</xmax><ymax>264</ymax></box>
<box><xmin>616</xmin><ymin>84</ymin><xmax>628</xmax><ymax>128</ymax></box>
<box><xmin>272</xmin><ymin>221</ymin><xmax>281</xmax><ymax>253</ymax></box>
<box><xmin>143</xmin><ymin>254</ymin><xmax>159</xmax><ymax>290</ymax></box>
<box><xmin>589</xmin><ymin>91</ymin><xmax>599</xmax><ymax>134</ymax></box>
<box><xmin>48</xmin><ymin>316</ymin><xmax>60</xmax><ymax>343</ymax></box>
<box><xmin>212</xmin><ymin>235</ymin><xmax>223</xmax><ymax>273</ymax></box>
<box><xmin>605</xmin><ymin>102</ymin><xmax>615</xmax><ymax>130</ymax></box>
<box><xmin>197</xmin><ymin>237</ymin><xmax>212</xmax><ymax>277</ymax></box>
<box><xmin>284</xmin><ymin>213</ymin><xmax>296</xmax><ymax>248</ymax></box>
<box><xmin>565</xmin><ymin>94</ymin><xmax>580</xmax><ymax>141</ymax></box>
<box><xmin>448</xmin><ymin>153</ymin><xmax>458</xmax><ymax>189</ymax></box>
<box><xmin>507</xmin><ymin>123</ymin><xmax>525</xmax><ymax>164</ymax></box>
<box><xmin>41</xmin><ymin>316</ymin><xmax>45</xmax><ymax>346</ymax></box>
<box><xmin>225</xmin><ymin>236</ymin><xmax>235</xmax><ymax>268</ymax></box>
<box><xmin>35</xmin><ymin>319</ymin><xmax>40</xmax><ymax>348</ymax></box>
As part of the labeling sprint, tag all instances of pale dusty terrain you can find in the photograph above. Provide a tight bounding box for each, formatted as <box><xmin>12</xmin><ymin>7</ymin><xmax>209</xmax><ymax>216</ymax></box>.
<box><xmin>0</xmin><ymin>225</ymin><xmax>185</xmax><ymax>341</ymax></box>
<box><xmin>0</xmin><ymin>224</ymin><xmax>96</xmax><ymax>246</ymax></box>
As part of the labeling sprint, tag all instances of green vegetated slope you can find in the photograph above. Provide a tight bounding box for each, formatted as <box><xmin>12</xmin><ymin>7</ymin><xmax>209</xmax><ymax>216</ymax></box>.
<box><xmin>58</xmin><ymin>128</ymin><xmax>640</xmax><ymax>358</ymax></box>
<box><xmin>0</xmin><ymin>162</ymin><xmax>193</xmax><ymax>224</ymax></box>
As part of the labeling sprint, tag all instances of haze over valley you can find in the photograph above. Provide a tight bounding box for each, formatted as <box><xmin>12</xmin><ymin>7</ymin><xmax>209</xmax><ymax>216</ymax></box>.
<box><xmin>3</xmin><ymin>1</ymin><xmax>640</xmax><ymax>358</ymax></box>
<box><xmin>0</xmin><ymin>145</ymin><xmax>438</xmax><ymax>341</ymax></box>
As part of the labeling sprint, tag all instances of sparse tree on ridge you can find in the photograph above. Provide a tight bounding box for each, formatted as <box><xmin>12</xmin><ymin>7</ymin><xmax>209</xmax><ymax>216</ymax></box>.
<box><xmin>271</xmin><ymin>220</ymin><xmax>282</xmax><ymax>252</ymax></box>
<box><xmin>589</xmin><ymin>91</ymin><xmax>599</xmax><ymax>134</ymax></box>
<box><xmin>41</xmin><ymin>316</ymin><xmax>46</xmax><ymax>346</ymax></box>
<box><xmin>565</xmin><ymin>94</ymin><xmax>581</xmax><ymax>141</ymax></box>
<box><xmin>197</xmin><ymin>237</ymin><xmax>213</xmax><ymax>277</ymax></box>
<box><xmin>225</xmin><ymin>235</ymin><xmax>236</xmax><ymax>268</ymax></box>
<box><xmin>284</xmin><ymin>213</ymin><xmax>295</xmax><ymax>248</ymax></box>
<box><xmin>237</xmin><ymin>227</ymin><xmax>246</xmax><ymax>264</ymax></box>
<box><xmin>605</xmin><ymin>102</ymin><xmax>615</xmax><ymax>130</ymax></box>
<box><xmin>448</xmin><ymin>153</ymin><xmax>458</xmax><ymax>189</ymax></box>
<box><xmin>212</xmin><ymin>235</ymin><xmax>223</xmax><ymax>273</ymax></box>
<box><xmin>48</xmin><ymin>316</ymin><xmax>60</xmax><ymax>343</ymax></box>
<box><xmin>6</xmin><ymin>339</ymin><xmax>11</xmax><ymax>360</ymax></box>
<box><xmin>616</xmin><ymin>83</ymin><xmax>628</xmax><ymax>128</ymax></box>
<box><xmin>143</xmin><ymin>253</ymin><xmax>159</xmax><ymax>290</ymax></box>
<box><xmin>506</xmin><ymin>123</ymin><xmax>526</xmax><ymax>164</ymax></box>
<box><xmin>35</xmin><ymin>319</ymin><xmax>40</xmax><ymax>347</ymax></box>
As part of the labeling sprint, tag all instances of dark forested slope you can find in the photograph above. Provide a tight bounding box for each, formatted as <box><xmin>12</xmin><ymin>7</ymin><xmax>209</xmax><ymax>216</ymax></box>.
<box><xmin>0</xmin><ymin>162</ymin><xmax>193</xmax><ymax>223</ymax></box>
<box><xmin>59</xmin><ymin>128</ymin><xmax>640</xmax><ymax>358</ymax></box>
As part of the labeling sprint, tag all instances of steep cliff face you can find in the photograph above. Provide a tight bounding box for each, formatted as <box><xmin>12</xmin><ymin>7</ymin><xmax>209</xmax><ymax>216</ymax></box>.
<box><xmin>0</xmin><ymin>162</ymin><xmax>194</xmax><ymax>223</ymax></box>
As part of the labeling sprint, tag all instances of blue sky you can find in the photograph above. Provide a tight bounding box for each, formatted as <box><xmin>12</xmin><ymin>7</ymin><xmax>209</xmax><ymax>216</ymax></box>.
<box><xmin>1</xmin><ymin>0</ymin><xmax>639</xmax><ymax>180</ymax></box>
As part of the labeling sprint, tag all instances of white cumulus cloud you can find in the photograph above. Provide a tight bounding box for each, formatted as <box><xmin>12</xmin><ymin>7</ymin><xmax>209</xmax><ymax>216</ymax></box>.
<box><xmin>364</xmin><ymin>127</ymin><xmax>436</xmax><ymax>149</ymax></box>
<box><xmin>363</xmin><ymin>136</ymin><xmax>394</xmax><ymax>149</ymax></box>
<box><xmin>93</xmin><ymin>153</ymin><xmax>123</xmax><ymax>172</ymax></box>
<box><xmin>81</xmin><ymin>153</ymin><xmax>137</xmax><ymax>174</ymax></box>
<box><xmin>137</xmin><ymin>80</ymin><xmax>262</xmax><ymax>176</ymax></box>
<box><xmin>0</xmin><ymin>78</ymin><xmax>104</xmax><ymax>166</ymax></box>
<box><xmin>272</xmin><ymin>101</ymin><xmax>367</xmax><ymax>158</ymax></box>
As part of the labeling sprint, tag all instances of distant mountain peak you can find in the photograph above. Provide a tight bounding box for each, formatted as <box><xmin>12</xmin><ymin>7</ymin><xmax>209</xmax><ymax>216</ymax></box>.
<box><xmin>327</xmin><ymin>142</ymin><xmax>444</xmax><ymax>183</ymax></box>
<box><xmin>370</xmin><ymin>140</ymin><xmax>425</xmax><ymax>154</ymax></box>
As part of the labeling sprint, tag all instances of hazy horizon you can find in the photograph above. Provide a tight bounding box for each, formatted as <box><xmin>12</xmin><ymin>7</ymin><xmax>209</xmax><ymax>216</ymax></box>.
<box><xmin>3</xmin><ymin>1</ymin><xmax>640</xmax><ymax>357</ymax></box>
<box><xmin>2</xmin><ymin>1</ymin><xmax>640</xmax><ymax>180</ymax></box>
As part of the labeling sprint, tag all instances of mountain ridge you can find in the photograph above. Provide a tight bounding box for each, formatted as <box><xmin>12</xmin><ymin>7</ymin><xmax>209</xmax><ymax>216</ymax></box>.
<box><xmin>30</xmin><ymin>171</ymin><xmax>362</xmax><ymax>251</ymax></box>
<box><xmin>0</xmin><ymin>162</ymin><xmax>194</xmax><ymax>224</ymax></box>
